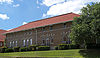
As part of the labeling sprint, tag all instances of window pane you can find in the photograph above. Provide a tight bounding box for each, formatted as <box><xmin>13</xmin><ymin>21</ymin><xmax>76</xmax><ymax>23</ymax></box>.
<box><xmin>30</xmin><ymin>39</ymin><xmax>32</xmax><ymax>45</ymax></box>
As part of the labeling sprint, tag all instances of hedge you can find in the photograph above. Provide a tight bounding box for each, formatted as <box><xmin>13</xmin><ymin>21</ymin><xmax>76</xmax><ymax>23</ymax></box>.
<box><xmin>55</xmin><ymin>46</ymin><xmax>58</xmax><ymax>50</ymax></box>
<box><xmin>5</xmin><ymin>48</ymin><xmax>14</xmax><ymax>52</ymax></box>
<box><xmin>28</xmin><ymin>45</ymin><xmax>37</xmax><ymax>51</ymax></box>
<box><xmin>58</xmin><ymin>44</ymin><xmax>69</xmax><ymax>50</ymax></box>
<box><xmin>13</xmin><ymin>47</ymin><xmax>20</xmax><ymax>52</ymax></box>
<box><xmin>38</xmin><ymin>46</ymin><xmax>50</xmax><ymax>51</ymax></box>
<box><xmin>58</xmin><ymin>44</ymin><xmax>80</xmax><ymax>50</ymax></box>
<box><xmin>0</xmin><ymin>47</ymin><xmax>7</xmax><ymax>53</ymax></box>
<box><xmin>19</xmin><ymin>47</ymin><xmax>27</xmax><ymax>52</ymax></box>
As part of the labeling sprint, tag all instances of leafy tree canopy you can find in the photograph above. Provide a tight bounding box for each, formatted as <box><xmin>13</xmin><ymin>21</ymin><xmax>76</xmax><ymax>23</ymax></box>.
<box><xmin>70</xmin><ymin>2</ymin><xmax>100</xmax><ymax>45</ymax></box>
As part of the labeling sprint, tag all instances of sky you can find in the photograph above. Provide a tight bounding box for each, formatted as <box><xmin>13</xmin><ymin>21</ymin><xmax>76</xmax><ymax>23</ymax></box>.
<box><xmin>0</xmin><ymin>0</ymin><xmax>100</xmax><ymax>30</ymax></box>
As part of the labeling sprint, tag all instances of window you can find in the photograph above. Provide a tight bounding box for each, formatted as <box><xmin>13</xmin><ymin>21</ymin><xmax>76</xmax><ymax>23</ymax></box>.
<box><xmin>29</xmin><ymin>32</ymin><xmax>32</xmax><ymax>35</ymax></box>
<box><xmin>51</xmin><ymin>38</ymin><xmax>53</xmax><ymax>44</ymax></box>
<box><xmin>10</xmin><ymin>42</ymin><xmax>12</xmax><ymax>47</ymax></box>
<box><xmin>50</xmin><ymin>26</ymin><xmax>53</xmax><ymax>30</ymax></box>
<box><xmin>23</xmin><ymin>40</ymin><xmax>25</xmax><ymax>46</ymax></box>
<box><xmin>0</xmin><ymin>42</ymin><xmax>2</xmax><ymax>46</ymax></box>
<box><xmin>27</xmin><ymin>39</ymin><xmax>29</xmax><ymax>46</ymax></box>
<box><xmin>13</xmin><ymin>41</ymin><xmax>14</xmax><ymax>47</ymax></box>
<box><xmin>42</xmin><ymin>27</ymin><xmax>45</xmax><ymax>32</ymax></box>
<box><xmin>30</xmin><ymin>39</ymin><xmax>32</xmax><ymax>45</ymax></box>
<box><xmin>16</xmin><ymin>41</ymin><xmax>17</xmax><ymax>47</ymax></box>
<box><xmin>63</xmin><ymin>23</ymin><xmax>66</xmax><ymax>28</ymax></box>
<box><xmin>42</xmin><ymin>39</ymin><xmax>45</xmax><ymax>44</ymax></box>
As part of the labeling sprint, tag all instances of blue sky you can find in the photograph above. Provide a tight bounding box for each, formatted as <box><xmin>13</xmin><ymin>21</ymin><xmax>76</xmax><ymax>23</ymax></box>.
<box><xmin>0</xmin><ymin>0</ymin><xmax>99</xmax><ymax>30</ymax></box>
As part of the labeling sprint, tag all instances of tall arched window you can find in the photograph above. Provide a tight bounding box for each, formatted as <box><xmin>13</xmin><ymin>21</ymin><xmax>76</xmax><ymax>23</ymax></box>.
<box><xmin>30</xmin><ymin>39</ymin><xmax>32</xmax><ymax>45</ymax></box>
<box><xmin>16</xmin><ymin>41</ymin><xmax>17</xmax><ymax>47</ymax></box>
<box><xmin>23</xmin><ymin>40</ymin><xmax>25</xmax><ymax>46</ymax></box>
<box><xmin>27</xmin><ymin>39</ymin><xmax>29</xmax><ymax>46</ymax></box>
<box><xmin>10</xmin><ymin>42</ymin><xmax>12</xmax><ymax>47</ymax></box>
<box><xmin>13</xmin><ymin>41</ymin><xmax>14</xmax><ymax>47</ymax></box>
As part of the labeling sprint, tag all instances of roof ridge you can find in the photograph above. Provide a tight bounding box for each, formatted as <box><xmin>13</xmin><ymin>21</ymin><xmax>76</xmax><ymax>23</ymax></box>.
<box><xmin>29</xmin><ymin>12</ymin><xmax>77</xmax><ymax>23</ymax></box>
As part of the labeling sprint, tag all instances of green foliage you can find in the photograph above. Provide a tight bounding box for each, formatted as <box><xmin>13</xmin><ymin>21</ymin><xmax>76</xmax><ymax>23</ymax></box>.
<box><xmin>58</xmin><ymin>44</ymin><xmax>80</xmax><ymax>50</ymax></box>
<box><xmin>38</xmin><ymin>46</ymin><xmax>50</xmax><ymax>51</ymax></box>
<box><xmin>70</xmin><ymin>2</ymin><xmax>100</xmax><ymax>47</ymax></box>
<box><xmin>19</xmin><ymin>47</ymin><xmax>27</xmax><ymax>52</ymax></box>
<box><xmin>58</xmin><ymin>44</ymin><xmax>69</xmax><ymax>50</ymax></box>
<box><xmin>28</xmin><ymin>45</ymin><xmax>37</xmax><ymax>51</ymax></box>
<box><xmin>5</xmin><ymin>48</ymin><xmax>14</xmax><ymax>52</ymax></box>
<box><xmin>86</xmin><ymin>43</ymin><xmax>100</xmax><ymax>49</ymax></box>
<box><xmin>0</xmin><ymin>47</ymin><xmax>7</xmax><ymax>53</ymax></box>
<box><xmin>55</xmin><ymin>46</ymin><xmax>58</xmax><ymax>50</ymax></box>
<box><xmin>13</xmin><ymin>47</ymin><xmax>20</xmax><ymax>52</ymax></box>
<box><xmin>69</xmin><ymin>44</ymin><xmax>80</xmax><ymax>49</ymax></box>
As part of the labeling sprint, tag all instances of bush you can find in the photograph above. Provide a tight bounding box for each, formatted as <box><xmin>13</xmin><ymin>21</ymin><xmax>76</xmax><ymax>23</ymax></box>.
<box><xmin>55</xmin><ymin>46</ymin><xmax>58</xmax><ymax>50</ymax></box>
<box><xmin>58</xmin><ymin>44</ymin><xmax>69</xmax><ymax>50</ymax></box>
<box><xmin>0</xmin><ymin>47</ymin><xmax>7</xmax><ymax>53</ymax></box>
<box><xmin>86</xmin><ymin>43</ymin><xmax>100</xmax><ymax>49</ymax></box>
<box><xmin>13</xmin><ymin>47</ymin><xmax>20</xmax><ymax>52</ymax></box>
<box><xmin>38</xmin><ymin>46</ymin><xmax>50</xmax><ymax>51</ymax></box>
<box><xmin>5</xmin><ymin>48</ymin><xmax>14</xmax><ymax>52</ymax></box>
<box><xmin>70</xmin><ymin>44</ymin><xmax>80</xmax><ymax>49</ymax></box>
<box><xmin>58</xmin><ymin>44</ymin><xmax>80</xmax><ymax>50</ymax></box>
<box><xmin>28</xmin><ymin>45</ymin><xmax>37</xmax><ymax>51</ymax></box>
<box><xmin>19</xmin><ymin>47</ymin><xmax>27</xmax><ymax>52</ymax></box>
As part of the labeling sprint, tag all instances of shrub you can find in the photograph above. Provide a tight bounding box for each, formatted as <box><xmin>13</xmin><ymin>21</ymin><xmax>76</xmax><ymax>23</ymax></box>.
<box><xmin>55</xmin><ymin>46</ymin><xmax>58</xmax><ymax>50</ymax></box>
<box><xmin>5</xmin><ymin>48</ymin><xmax>14</xmax><ymax>52</ymax></box>
<box><xmin>70</xmin><ymin>44</ymin><xmax>80</xmax><ymax>49</ymax></box>
<box><xmin>13</xmin><ymin>47</ymin><xmax>20</xmax><ymax>52</ymax></box>
<box><xmin>0</xmin><ymin>47</ymin><xmax>7</xmax><ymax>53</ymax></box>
<box><xmin>19</xmin><ymin>47</ymin><xmax>27</xmax><ymax>52</ymax></box>
<box><xmin>38</xmin><ymin>46</ymin><xmax>50</xmax><ymax>51</ymax></box>
<box><xmin>58</xmin><ymin>44</ymin><xmax>80</xmax><ymax>50</ymax></box>
<box><xmin>58</xmin><ymin>44</ymin><xmax>69</xmax><ymax>50</ymax></box>
<box><xmin>86</xmin><ymin>43</ymin><xmax>100</xmax><ymax>49</ymax></box>
<box><xmin>28</xmin><ymin>45</ymin><xmax>37</xmax><ymax>51</ymax></box>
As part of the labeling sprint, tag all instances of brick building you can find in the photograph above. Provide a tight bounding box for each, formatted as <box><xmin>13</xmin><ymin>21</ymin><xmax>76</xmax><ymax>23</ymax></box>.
<box><xmin>0</xmin><ymin>30</ymin><xmax>7</xmax><ymax>47</ymax></box>
<box><xmin>5</xmin><ymin>13</ymin><xmax>80</xmax><ymax>48</ymax></box>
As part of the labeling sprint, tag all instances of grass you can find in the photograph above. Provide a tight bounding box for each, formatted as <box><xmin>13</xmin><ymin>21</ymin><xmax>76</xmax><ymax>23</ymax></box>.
<box><xmin>0</xmin><ymin>49</ymin><xmax>100</xmax><ymax>58</ymax></box>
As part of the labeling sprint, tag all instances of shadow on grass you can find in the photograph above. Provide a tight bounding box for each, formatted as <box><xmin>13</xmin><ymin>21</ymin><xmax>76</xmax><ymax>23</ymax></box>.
<box><xmin>79</xmin><ymin>49</ymin><xmax>100</xmax><ymax>58</ymax></box>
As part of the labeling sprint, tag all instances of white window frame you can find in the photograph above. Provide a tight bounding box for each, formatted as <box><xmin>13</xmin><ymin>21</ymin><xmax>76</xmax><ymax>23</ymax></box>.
<box><xmin>16</xmin><ymin>41</ymin><xmax>17</xmax><ymax>47</ymax></box>
<box><xmin>23</xmin><ymin>40</ymin><xmax>25</xmax><ymax>46</ymax></box>
<box><xmin>13</xmin><ymin>41</ymin><xmax>14</xmax><ymax>47</ymax></box>
<box><xmin>30</xmin><ymin>39</ymin><xmax>32</xmax><ymax>45</ymax></box>
<box><xmin>10</xmin><ymin>42</ymin><xmax>12</xmax><ymax>47</ymax></box>
<box><xmin>27</xmin><ymin>39</ymin><xmax>29</xmax><ymax>46</ymax></box>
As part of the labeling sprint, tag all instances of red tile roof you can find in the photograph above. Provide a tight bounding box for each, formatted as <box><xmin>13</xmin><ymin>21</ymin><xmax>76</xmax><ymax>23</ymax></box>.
<box><xmin>0</xmin><ymin>30</ymin><xmax>7</xmax><ymax>42</ymax></box>
<box><xmin>6</xmin><ymin>13</ymin><xmax>80</xmax><ymax>34</ymax></box>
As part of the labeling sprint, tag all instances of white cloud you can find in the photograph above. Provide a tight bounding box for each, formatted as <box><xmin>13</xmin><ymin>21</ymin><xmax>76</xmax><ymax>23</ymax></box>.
<box><xmin>22</xmin><ymin>22</ymin><xmax>27</xmax><ymax>25</ymax></box>
<box><xmin>41</xmin><ymin>0</ymin><xmax>100</xmax><ymax>17</ymax></box>
<box><xmin>37</xmin><ymin>6</ymin><xmax>40</xmax><ymax>8</ymax></box>
<box><xmin>42</xmin><ymin>0</ymin><xmax>65</xmax><ymax>6</ymax></box>
<box><xmin>7</xmin><ymin>28</ymin><xmax>12</xmax><ymax>31</ymax></box>
<box><xmin>13</xmin><ymin>4</ymin><xmax>20</xmax><ymax>7</ymax></box>
<box><xmin>0</xmin><ymin>14</ymin><xmax>9</xmax><ymax>20</ymax></box>
<box><xmin>0</xmin><ymin>0</ymin><xmax>13</xmax><ymax>4</ymax></box>
<box><xmin>42</xmin><ymin>13</ymin><xmax>47</xmax><ymax>17</ymax></box>
<box><xmin>36</xmin><ymin>0</ymin><xmax>39</xmax><ymax>4</ymax></box>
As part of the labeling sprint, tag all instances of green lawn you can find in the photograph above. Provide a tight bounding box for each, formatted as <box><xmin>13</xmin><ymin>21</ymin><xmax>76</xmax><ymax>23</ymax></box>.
<box><xmin>0</xmin><ymin>49</ymin><xmax>99</xmax><ymax>58</ymax></box>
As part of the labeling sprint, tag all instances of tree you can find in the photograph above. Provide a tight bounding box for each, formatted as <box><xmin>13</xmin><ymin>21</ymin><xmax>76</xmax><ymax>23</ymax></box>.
<box><xmin>70</xmin><ymin>2</ymin><xmax>100</xmax><ymax>47</ymax></box>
